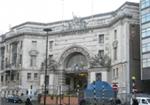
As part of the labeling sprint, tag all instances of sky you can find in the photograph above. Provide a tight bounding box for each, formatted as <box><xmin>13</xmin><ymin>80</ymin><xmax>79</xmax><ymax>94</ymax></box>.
<box><xmin>0</xmin><ymin>0</ymin><xmax>139</xmax><ymax>34</ymax></box>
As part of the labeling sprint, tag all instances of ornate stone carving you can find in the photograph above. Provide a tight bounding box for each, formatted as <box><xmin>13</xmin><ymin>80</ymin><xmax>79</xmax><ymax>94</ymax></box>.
<box><xmin>41</xmin><ymin>57</ymin><xmax>58</xmax><ymax>72</ymax></box>
<box><xmin>90</xmin><ymin>54</ymin><xmax>111</xmax><ymax>68</ymax></box>
<box><xmin>68</xmin><ymin>16</ymin><xmax>87</xmax><ymax>30</ymax></box>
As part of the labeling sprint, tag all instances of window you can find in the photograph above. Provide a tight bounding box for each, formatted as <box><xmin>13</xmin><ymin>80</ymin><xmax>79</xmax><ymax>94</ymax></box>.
<box><xmin>5</xmin><ymin>75</ymin><xmax>7</xmax><ymax>81</ymax></box>
<box><xmin>27</xmin><ymin>73</ymin><xmax>31</xmax><ymax>80</ymax></box>
<box><xmin>30</xmin><ymin>55</ymin><xmax>36</xmax><ymax>67</ymax></box>
<box><xmin>114</xmin><ymin>47</ymin><xmax>117</xmax><ymax>60</ymax></box>
<box><xmin>142</xmin><ymin>54</ymin><xmax>150</xmax><ymax>67</ymax></box>
<box><xmin>19</xmin><ymin>55</ymin><xmax>22</xmax><ymax>64</ymax></box>
<box><xmin>32</xmin><ymin>41</ymin><xmax>37</xmax><ymax>47</ymax></box>
<box><xmin>142</xmin><ymin>13</ymin><xmax>150</xmax><ymax>23</ymax></box>
<box><xmin>34</xmin><ymin>73</ymin><xmax>38</xmax><ymax>80</ymax></box>
<box><xmin>49</xmin><ymin>55</ymin><xmax>53</xmax><ymax>60</ymax></box>
<box><xmin>20</xmin><ymin>41</ymin><xmax>23</xmax><ymax>49</ymax></box>
<box><xmin>1</xmin><ymin>76</ymin><xmax>3</xmax><ymax>82</ymax></box>
<box><xmin>142</xmin><ymin>42</ymin><xmax>150</xmax><ymax>52</ymax></box>
<box><xmin>142</xmin><ymin>58</ymin><xmax>150</xmax><ymax>67</ymax></box>
<box><xmin>45</xmin><ymin>75</ymin><xmax>49</xmax><ymax>86</ymax></box>
<box><xmin>114</xmin><ymin>30</ymin><xmax>117</xmax><ymax>40</ymax></box>
<box><xmin>49</xmin><ymin>41</ymin><xmax>54</xmax><ymax>50</ymax></box>
<box><xmin>142</xmin><ymin>27</ymin><xmax>150</xmax><ymax>38</ymax></box>
<box><xmin>98</xmin><ymin>34</ymin><xmax>104</xmax><ymax>43</ymax></box>
<box><xmin>116</xmin><ymin>68</ymin><xmax>119</xmax><ymax>78</ymax></box>
<box><xmin>11</xmin><ymin>72</ymin><xmax>14</xmax><ymax>80</ymax></box>
<box><xmin>112</xmin><ymin>68</ymin><xmax>119</xmax><ymax>79</ymax></box>
<box><xmin>12</xmin><ymin>43</ymin><xmax>17</xmax><ymax>66</ymax></box>
<box><xmin>141</xmin><ymin>0</ymin><xmax>150</xmax><ymax>9</ymax></box>
<box><xmin>6</xmin><ymin>45</ymin><xmax>8</xmax><ymax>52</ymax></box>
<box><xmin>98</xmin><ymin>50</ymin><xmax>104</xmax><ymax>58</ymax></box>
<box><xmin>17</xmin><ymin>73</ymin><xmax>19</xmax><ymax>80</ymax></box>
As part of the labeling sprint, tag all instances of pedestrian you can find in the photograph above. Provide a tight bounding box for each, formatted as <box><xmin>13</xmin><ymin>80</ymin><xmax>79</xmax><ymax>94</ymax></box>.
<box><xmin>132</xmin><ymin>98</ymin><xmax>138</xmax><ymax>105</ymax></box>
<box><xmin>25</xmin><ymin>98</ymin><xmax>32</xmax><ymax>105</ymax></box>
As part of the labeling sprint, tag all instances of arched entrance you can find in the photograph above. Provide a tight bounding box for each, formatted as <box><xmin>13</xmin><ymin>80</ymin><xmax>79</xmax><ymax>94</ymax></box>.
<box><xmin>65</xmin><ymin>52</ymin><xmax>88</xmax><ymax>91</ymax></box>
<box><xmin>59</xmin><ymin>46</ymin><xmax>90</xmax><ymax>92</ymax></box>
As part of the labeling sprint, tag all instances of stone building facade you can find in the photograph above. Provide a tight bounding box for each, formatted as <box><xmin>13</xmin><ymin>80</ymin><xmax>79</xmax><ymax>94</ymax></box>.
<box><xmin>0</xmin><ymin>2</ymin><xmax>140</xmax><ymax>99</ymax></box>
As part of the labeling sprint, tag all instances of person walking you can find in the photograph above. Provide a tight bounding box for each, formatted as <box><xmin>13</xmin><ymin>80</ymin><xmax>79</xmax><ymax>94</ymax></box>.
<box><xmin>25</xmin><ymin>98</ymin><xmax>32</xmax><ymax>105</ymax></box>
<box><xmin>132</xmin><ymin>98</ymin><xmax>139</xmax><ymax>105</ymax></box>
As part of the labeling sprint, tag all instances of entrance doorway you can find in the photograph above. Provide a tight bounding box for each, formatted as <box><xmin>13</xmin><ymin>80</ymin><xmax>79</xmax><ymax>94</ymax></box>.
<box><xmin>65</xmin><ymin>72</ymin><xmax>88</xmax><ymax>92</ymax></box>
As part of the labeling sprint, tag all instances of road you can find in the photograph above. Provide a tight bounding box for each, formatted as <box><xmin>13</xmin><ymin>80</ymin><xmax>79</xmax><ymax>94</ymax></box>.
<box><xmin>0</xmin><ymin>98</ymin><xmax>40</xmax><ymax>105</ymax></box>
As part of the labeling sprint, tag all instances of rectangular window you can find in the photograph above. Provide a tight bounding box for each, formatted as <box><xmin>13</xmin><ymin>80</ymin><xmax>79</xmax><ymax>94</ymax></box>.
<box><xmin>141</xmin><ymin>0</ymin><xmax>150</xmax><ymax>9</ymax></box>
<box><xmin>20</xmin><ymin>41</ymin><xmax>23</xmax><ymax>49</ymax></box>
<box><xmin>142</xmin><ymin>42</ymin><xmax>150</xmax><ymax>52</ymax></box>
<box><xmin>142</xmin><ymin>54</ymin><xmax>150</xmax><ymax>68</ymax></box>
<box><xmin>17</xmin><ymin>73</ymin><xmax>19</xmax><ymax>80</ymax></box>
<box><xmin>12</xmin><ymin>43</ymin><xmax>17</xmax><ymax>66</ymax></box>
<box><xmin>98</xmin><ymin>34</ymin><xmax>104</xmax><ymax>43</ymax></box>
<box><xmin>6</xmin><ymin>45</ymin><xmax>8</xmax><ymax>52</ymax></box>
<box><xmin>113</xmin><ymin>69</ymin><xmax>115</xmax><ymax>79</ymax></box>
<box><xmin>49</xmin><ymin>55</ymin><xmax>53</xmax><ymax>62</ymax></box>
<box><xmin>32</xmin><ymin>41</ymin><xmax>37</xmax><ymax>47</ymax></box>
<box><xmin>114</xmin><ymin>30</ymin><xmax>117</xmax><ymax>40</ymax></box>
<box><xmin>1</xmin><ymin>76</ymin><xmax>3</xmax><ymax>82</ymax></box>
<box><xmin>34</xmin><ymin>73</ymin><xmax>38</xmax><ymax>80</ymax></box>
<box><xmin>142</xmin><ymin>27</ymin><xmax>150</xmax><ymax>38</ymax></box>
<box><xmin>114</xmin><ymin>47</ymin><xmax>117</xmax><ymax>60</ymax></box>
<box><xmin>46</xmin><ymin>75</ymin><xmax>49</xmax><ymax>86</ymax></box>
<box><xmin>49</xmin><ymin>41</ymin><xmax>54</xmax><ymax>50</ymax></box>
<box><xmin>98</xmin><ymin>50</ymin><xmax>104</xmax><ymax>58</ymax></box>
<box><xmin>30</xmin><ymin>55</ymin><xmax>36</xmax><ymax>67</ymax></box>
<box><xmin>5</xmin><ymin>75</ymin><xmax>7</xmax><ymax>81</ymax></box>
<box><xmin>142</xmin><ymin>58</ymin><xmax>150</xmax><ymax>67</ymax></box>
<box><xmin>142</xmin><ymin>13</ymin><xmax>150</xmax><ymax>23</ymax></box>
<box><xmin>116</xmin><ymin>68</ymin><xmax>119</xmax><ymax>78</ymax></box>
<box><xmin>19</xmin><ymin>55</ymin><xmax>22</xmax><ymax>64</ymax></box>
<box><xmin>112</xmin><ymin>68</ymin><xmax>119</xmax><ymax>79</ymax></box>
<box><xmin>27</xmin><ymin>73</ymin><xmax>31</xmax><ymax>80</ymax></box>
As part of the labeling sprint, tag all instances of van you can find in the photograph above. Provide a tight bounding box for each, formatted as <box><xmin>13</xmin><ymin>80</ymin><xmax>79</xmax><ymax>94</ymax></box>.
<box><xmin>131</xmin><ymin>97</ymin><xmax>150</xmax><ymax>105</ymax></box>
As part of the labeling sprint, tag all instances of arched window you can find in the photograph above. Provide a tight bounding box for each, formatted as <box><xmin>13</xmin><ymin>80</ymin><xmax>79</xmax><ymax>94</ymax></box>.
<box><xmin>66</xmin><ymin>52</ymin><xmax>87</xmax><ymax>70</ymax></box>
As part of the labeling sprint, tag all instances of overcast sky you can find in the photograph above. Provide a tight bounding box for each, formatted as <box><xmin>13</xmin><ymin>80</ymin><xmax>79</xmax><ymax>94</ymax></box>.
<box><xmin>0</xmin><ymin>0</ymin><xmax>139</xmax><ymax>34</ymax></box>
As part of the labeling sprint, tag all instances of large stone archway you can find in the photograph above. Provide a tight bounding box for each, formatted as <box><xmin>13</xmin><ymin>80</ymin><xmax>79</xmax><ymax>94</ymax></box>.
<box><xmin>58</xmin><ymin>46</ymin><xmax>90</xmax><ymax>91</ymax></box>
<box><xmin>59</xmin><ymin>45</ymin><xmax>90</xmax><ymax>69</ymax></box>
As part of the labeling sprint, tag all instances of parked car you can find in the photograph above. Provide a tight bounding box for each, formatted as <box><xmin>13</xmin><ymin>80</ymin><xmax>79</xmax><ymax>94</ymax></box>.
<box><xmin>7</xmin><ymin>95</ymin><xmax>23</xmax><ymax>103</ymax></box>
<box><xmin>130</xmin><ymin>97</ymin><xmax>150</xmax><ymax>105</ymax></box>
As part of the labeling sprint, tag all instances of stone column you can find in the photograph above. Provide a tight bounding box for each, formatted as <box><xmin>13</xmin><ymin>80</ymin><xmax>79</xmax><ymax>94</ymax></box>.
<box><xmin>58</xmin><ymin>70</ymin><xmax>66</xmax><ymax>94</ymax></box>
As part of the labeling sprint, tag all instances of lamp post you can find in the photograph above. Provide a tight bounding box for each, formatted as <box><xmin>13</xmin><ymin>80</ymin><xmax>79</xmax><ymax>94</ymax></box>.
<box><xmin>43</xmin><ymin>28</ymin><xmax>52</xmax><ymax>105</ymax></box>
<box><xmin>132</xmin><ymin>76</ymin><xmax>136</xmax><ymax>96</ymax></box>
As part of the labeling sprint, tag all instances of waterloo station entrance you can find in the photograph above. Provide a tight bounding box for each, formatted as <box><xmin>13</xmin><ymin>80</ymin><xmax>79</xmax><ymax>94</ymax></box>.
<box><xmin>65</xmin><ymin>72</ymin><xmax>88</xmax><ymax>92</ymax></box>
<box><xmin>60</xmin><ymin>46</ymin><xmax>90</xmax><ymax>93</ymax></box>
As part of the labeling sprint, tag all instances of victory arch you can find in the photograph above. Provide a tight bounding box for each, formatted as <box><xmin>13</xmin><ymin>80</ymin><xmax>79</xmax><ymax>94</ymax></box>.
<box><xmin>59</xmin><ymin>46</ymin><xmax>91</xmax><ymax>92</ymax></box>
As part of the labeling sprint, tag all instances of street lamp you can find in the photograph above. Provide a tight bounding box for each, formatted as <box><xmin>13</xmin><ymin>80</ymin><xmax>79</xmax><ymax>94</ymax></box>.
<box><xmin>43</xmin><ymin>28</ymin><xmax>52</xmax><ymax>105</ymax></box>
<box><xmin>132</xmin><ymin>76</ymin><xmax>136</xmax><ymax>95</ymax></box>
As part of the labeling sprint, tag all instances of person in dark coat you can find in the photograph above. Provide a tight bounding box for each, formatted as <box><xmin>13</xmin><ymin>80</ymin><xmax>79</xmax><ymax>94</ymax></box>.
<box><xmin>25</xmin><ymin>98</ymin><xmax>32</xmax><ymax>105</ymax></box>
<box><xmin>132</xmin><ymin>98</ymin><xmax>139</xmax><ymax>105</ymax></box>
